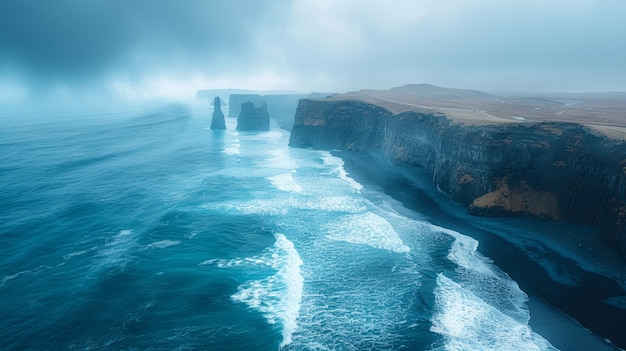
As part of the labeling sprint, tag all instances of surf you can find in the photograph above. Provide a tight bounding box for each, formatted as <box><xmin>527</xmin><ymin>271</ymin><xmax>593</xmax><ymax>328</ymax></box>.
<box><xmin>206</xmin><ymin>234</ymin><xmax>304</xmax><ymax>348</ymax></box>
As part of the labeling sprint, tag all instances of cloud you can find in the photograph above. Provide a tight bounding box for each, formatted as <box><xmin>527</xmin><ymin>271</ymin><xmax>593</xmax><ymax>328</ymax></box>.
<box><xmin>279</xmin><ymin>0</ymin><xmax>626</xmax><ymax>92</ymax></box>
<box><xmin>0</xmin><ymin>0</ymin><xmax>288</xmax><ymax>99</ymax></box>
<box><xmin>1</xmin><ymin>0</ymin><xmax>625</xmax><ymax>101</ymax></box>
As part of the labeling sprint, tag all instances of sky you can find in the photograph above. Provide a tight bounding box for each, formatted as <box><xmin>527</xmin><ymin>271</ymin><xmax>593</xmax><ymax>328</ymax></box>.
<box><xmin>1</xmin><ymin>0</ymin><xmax>625</xmax><ymax>102</ymax></box>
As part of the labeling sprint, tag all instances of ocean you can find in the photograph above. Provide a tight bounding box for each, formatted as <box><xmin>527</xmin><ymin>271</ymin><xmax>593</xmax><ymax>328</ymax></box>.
<box><xmin>0</xmin><ymin>101</ymin><xmax>612</xmax><ymax>350</ymax></box>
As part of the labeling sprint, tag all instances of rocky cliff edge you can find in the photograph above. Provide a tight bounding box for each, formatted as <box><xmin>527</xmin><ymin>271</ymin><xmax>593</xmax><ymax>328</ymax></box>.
<box><xmin>289</xmin><ymin>84</ymin><xmax>626</xmax><ymax>255</ymax></box>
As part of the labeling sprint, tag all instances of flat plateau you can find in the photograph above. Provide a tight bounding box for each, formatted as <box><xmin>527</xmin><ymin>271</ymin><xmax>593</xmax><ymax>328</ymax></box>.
<box><xmin>325</xmin><ymin>84</ymin><xmax>626</xmax><ymax>137</ymax></box>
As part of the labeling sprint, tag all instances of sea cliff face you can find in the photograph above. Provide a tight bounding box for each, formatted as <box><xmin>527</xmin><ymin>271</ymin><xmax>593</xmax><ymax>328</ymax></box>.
<box><xmin>288</xmin><ymin>99</ymin><xmax>391</xmax><ymax>150</ymax></box>
<box><xmin>289</xmin><ymin>97</ymin><xmax>626</xmax><ymax>254</ymax></box>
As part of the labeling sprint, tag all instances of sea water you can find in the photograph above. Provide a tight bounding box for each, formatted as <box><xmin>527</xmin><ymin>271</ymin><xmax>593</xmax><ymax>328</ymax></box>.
<box><xmin>0</xmin><ymin>101</ymin><xmax>557</xmax><ymax>350</ymax></box>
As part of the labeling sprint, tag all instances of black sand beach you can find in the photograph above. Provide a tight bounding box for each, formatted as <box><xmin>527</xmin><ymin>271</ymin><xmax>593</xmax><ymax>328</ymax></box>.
<box><xmin>336</xmin><ymin>150</ymin><xmax>626</xmax><ymax>351</ymax></box>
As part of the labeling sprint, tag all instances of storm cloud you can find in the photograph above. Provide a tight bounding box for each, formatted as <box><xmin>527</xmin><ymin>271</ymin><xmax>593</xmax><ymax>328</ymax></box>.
<box><xmin>1</xmin><ymin>0</ymin><xmax>625</xmax><ymax>101</ymax></box>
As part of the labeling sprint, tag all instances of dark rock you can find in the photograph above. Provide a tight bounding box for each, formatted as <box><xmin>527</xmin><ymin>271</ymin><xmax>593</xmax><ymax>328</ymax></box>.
<box><xmin>200</xmin><ymin>90</ymin><xmax>331</xmax><ymax>131</ymax></box>
<box><xmin>289</xmin><ymin>97</ymin><xmax>626</xmax><ymax>255</ymax></box>
<box><xmin>289</xmin><ymin>99</ymin><xmax>391</xmax><ymax>150</ymax></box>
<box><xmin>229</xmin><ymin>94</ymin><xmax>263</xmax><ymax>117</ymax></box>
<box><xmin>210</xmin><ymin>97</ymin><xmax>226</xmax><ymax>130</ymax></box>
<box><xmin>237</xmin><ymin>101</ymin><xmax>270</xmax><ymax>131</ymax></box>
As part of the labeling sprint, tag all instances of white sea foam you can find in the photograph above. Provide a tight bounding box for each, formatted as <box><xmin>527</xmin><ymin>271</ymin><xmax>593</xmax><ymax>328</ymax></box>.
<box><xmin>267</xmin><ymin>172</ymin><xmax>302</xmax><ymax>193</ymax></box>
<box><xmin>431</xmin><ymin>224</ymin><xmax>495</xmax><ymax>276</ymax></box>
<box><xmin>94</xmin><ymin>229</ymin><xmax>137</xmax><ymax>270</ymax></box>
<box><xmin>1</xmin><ymin>270</ymin><xmax>31</xmax><ymax>287</ymax></box>
<box><xmin>299</xmin><ymin>196</ymin><xmax>366</xmax><ymax>213</ymax></box>
<box><xmin>337</xmin><ymin>164</ymin><xmax>363</xmax><ymax>191</ymax></box>
<box><xmin>1</xmin><ymin>264</ymin><xmax>55</xmax><ymax>287</ymax></box>
<box><xmin>213</xmin><ymin>199</ymin><xmax>289</xmax><ymax>216</ymax></box>
<box><xmin>207</xmin><ymin>195</ymin><xmax>366</xmax><ymax>216</ymax></box>
<box><xmin>185</xmin><ymin>231</ymin><xmax>198</xmax><ymax>239</ymax></box>
<box><xmin>146</xmin><ymin>240</ymin><xmax>181</xmax><ymax>249</ymax></box>
<box><xmin>223</xmin><ymin>144</ymin><xmax>240</xmax><ymax>155</ymax></box>
<box><xmin>209</xmin><ymin>234</ymin><xmax>303</xmax><ymax>347</ymax></box>
<box><xmin>326</xmin><ymin>212</ymin><xmax>410</xmax><ymax>253</ymax></box>
<box><xmin>431</xmin><ymin>274</ymin><xmax>557</xmax><ymax>351</ymax></box>
<box><xmin>199</xmin><ymin>257</ymin><xmax>270</xmax><ymax>268</ymax></box>
<box><xmin>284</xmin><ymin>229</ymin><xmax>422</xmax><ymax>350</ymax></box>
<box><xmin>321</xmin><ymin>152</ymin><xmax>363</xmax><ymax>191</ymax></box>
<box><xmin>321</xmin><ymin>151</ymin><xmax>341</xmax><ymax>167</ymax></box>
<box><xmin>431</xmin><ymin>223</ymin><xmax>530</xmax><ymax>322</ymax></box>
<box><xmin>63</xmin><ymin>246</ymin><xmax>98</xmax><ymax>260</ymax></box>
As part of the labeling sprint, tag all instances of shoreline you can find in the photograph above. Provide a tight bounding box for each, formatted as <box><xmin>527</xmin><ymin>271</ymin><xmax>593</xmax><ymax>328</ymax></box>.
<box><xmin>335</xmin><ymin>150</ymin><xmax>626</xmax><ymax>351</ymax></box>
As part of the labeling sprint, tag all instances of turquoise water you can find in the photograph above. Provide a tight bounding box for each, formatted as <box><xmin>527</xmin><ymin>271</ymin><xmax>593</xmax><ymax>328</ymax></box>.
<box><xmin>0</xmin><ymin>102</ymin><xmax>557</xmax><ymax>350</ymax></box>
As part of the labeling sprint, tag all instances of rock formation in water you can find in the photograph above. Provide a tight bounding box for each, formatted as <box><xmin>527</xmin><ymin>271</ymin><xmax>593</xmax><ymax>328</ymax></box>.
<box><xmin>229</xmin><ymin>94</ymin><xmax>264</xmax><ymax>117</ymax></box>
<box><xmin>197</xmin><ymin>89</ymin><xmax>332</xmax><ymax>131</ymax></box>
<box><xmin>289</xmin><ymin>85</ymin><xmax>626</xmax><ymax>255</ymax></box>
<box><xmin>237</xmin><ymin>101</ymin><xmax>270</xmax><ymax>131</ymax></box>
<box><xmin>210</xmin><ymin>97</ymin><xmax>226</xmax><ymax>130</ymax></box>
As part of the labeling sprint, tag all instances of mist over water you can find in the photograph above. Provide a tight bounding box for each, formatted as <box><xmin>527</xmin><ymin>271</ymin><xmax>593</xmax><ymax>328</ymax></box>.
<box><xmin>0</xmin><ymin>102</ymin><xmax>559</xmax><ymax>350</ymax></box>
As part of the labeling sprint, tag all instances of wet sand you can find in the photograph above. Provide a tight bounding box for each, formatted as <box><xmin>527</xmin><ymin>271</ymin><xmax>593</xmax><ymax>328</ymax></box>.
<box><xmin>336</xmin><ymin>150</ymin><xmax>626</xmax><ymax>351</ymax></box>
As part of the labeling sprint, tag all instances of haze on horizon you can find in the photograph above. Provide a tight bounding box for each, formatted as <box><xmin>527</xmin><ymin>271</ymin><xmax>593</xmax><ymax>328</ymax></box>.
<box><xmin>1</xmin><ymin>0</ymin><xmax>625</xmax><ymax>103</ymax></box>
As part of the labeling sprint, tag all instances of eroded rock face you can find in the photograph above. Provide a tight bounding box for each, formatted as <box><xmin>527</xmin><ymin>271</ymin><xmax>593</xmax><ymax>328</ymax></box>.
<box><xmin>469</xmin><ymin>177</ymin><xmax>561</xmax><ymax>220</ymax></box>
<box><xmin>210</xmin><ymin>97</ymin><xmax>226</xmax><ymax>130</ymax></box>
<box><xmin>289</xmin><ymin>98</ymin><xmax>626</xmax><ymax>254</ymax></box>
<box><xmin>289</xmin><ymin>99</ymin><xmax>391</xmax><ymax>150</ymax></box>
<box><xmin>237</xmin><ymin>101</ymin><xmax>270</xmax><ymax>131</ymax></box>
<box><xmin>229</xmin><ymin>94</ymin><xmax>263</xmax><ymax>117</ymax></box>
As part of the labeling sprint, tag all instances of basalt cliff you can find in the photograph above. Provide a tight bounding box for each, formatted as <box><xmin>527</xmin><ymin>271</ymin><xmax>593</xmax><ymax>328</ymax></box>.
<box><xmin>289</xmin><ymin>84</ymin><xmax>626</xmax><ymax>255</ymax></box>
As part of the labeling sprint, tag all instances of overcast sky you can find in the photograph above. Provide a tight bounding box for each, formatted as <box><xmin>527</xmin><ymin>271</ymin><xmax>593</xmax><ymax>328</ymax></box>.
<box><xmin>1</xmin><ymin>0</ymin><xmax>625</xmax><ymax>101</ymax></box>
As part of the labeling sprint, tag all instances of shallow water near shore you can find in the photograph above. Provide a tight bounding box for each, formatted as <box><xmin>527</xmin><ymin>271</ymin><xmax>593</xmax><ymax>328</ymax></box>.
<box><xmin>338</xmin><ymin>150</ymin><xmax>626</xmax><ymax>350</ymax></box>
<box><xmin>0</xmin><ymin>101</ymin><xmax>621</xmax><ymax>350</ymax></box>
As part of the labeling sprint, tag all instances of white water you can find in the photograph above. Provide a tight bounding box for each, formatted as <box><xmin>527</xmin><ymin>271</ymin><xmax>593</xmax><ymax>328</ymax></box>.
<box><xmin>431</xmin><ymin>274</ymin><xmax>557</xmax><ymax>351</ymax></box>
<box><xmin>94</xmin><ymin>229</ymin><xmax>138</xmax><ymax>271</ymax></box>
<box><xmin>210</xmin><ymin>234</ymin><xmax>304</xmax><ymax>348</ymax></box>
<box><xmin>326</xmin><ymin>212</ymin><xmax>410</xmax><ymax>253</ymax></box>
<box><xmin>201</xmin><ymin>115</ymin><xmax>557</xmax><ymax>350</ymax></box>
<box><xmin>267</xmin><ymin>172</ymin><xmax>302</xmax><ymax>193</ymax></box>
<box><xmin>0</xmin><ymin>103</ymin><xmax>601</xmax><ymax>350</ymax></box>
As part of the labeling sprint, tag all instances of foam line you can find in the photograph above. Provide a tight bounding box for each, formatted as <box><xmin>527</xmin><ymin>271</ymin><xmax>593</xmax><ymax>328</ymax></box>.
<box><xmin>94</xmin><ymin>229</ymin><xmax>137</xmax><ymax>270</ymax></box>
<box><xmin>208</xmin><ymin>234</ymin><xmax>303</xmax><ymax>347</ymax></box>
<box><xmin>326</xmin><ymin>212</ymin><xmax>410</xmax><ymax>253</ymax></box>
<box><xmin>321</xmin><ymin>152</ymin><xmax>363</xmax><ymax>191</ymax></box>
<box><xmin>206</xmin><ymin>195</ymin><xmax>366</xmax><ymax>216</ymax></box>
<box><xmin>223</xmin><ymin>144</ymin><xmax>240</xmax><ymax>155</ymax></box>
<box><xmin>146</xmin><ymin>240</ymin><xmax>181</xmax><ymax>249</ymax></box>
<box><xmin>267</xmin><ymin>172</ymin><xmax>302</xmax><ymax>193</ymax></box>
<box><xmin>431</xmin><ymin>274</ymin><xmax>557</xmax><ymax>351</ymax></box>
<box><xmin>431</xmin><ymin>223</ymin><xmax>531</xmax><ymax>322</ymax></box>
<box><xmin>1</xmin><ymin>270</ymin><xmax>31</xmax><ymax>287</ymax></box>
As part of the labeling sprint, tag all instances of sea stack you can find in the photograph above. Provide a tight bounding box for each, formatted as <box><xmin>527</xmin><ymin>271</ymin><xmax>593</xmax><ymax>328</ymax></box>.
<box><xmin>210</xmin><ymin>97</ymin><xmax>226</xmax><ymax>129</ymax></box>
<box><xmin>236</xmin><ymin>101</ymin><xmax>270</xmax><ymax>131</ymax></box>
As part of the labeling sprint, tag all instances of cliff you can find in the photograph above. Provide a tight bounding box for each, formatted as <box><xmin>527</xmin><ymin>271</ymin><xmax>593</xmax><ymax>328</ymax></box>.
<box><xmin>289</xmin><ymin>85</ymin><xmax>626</xmax><ymax>254</ymax></box>
<box><xmin>210</xmin><ymin>96</ymin><xmax>226</xmax><ymax>130</ymax></box>
<box><xmin>237</xmin><ymin>101</ymin><xmax>270</xmax><ymax>131</ymax></box>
